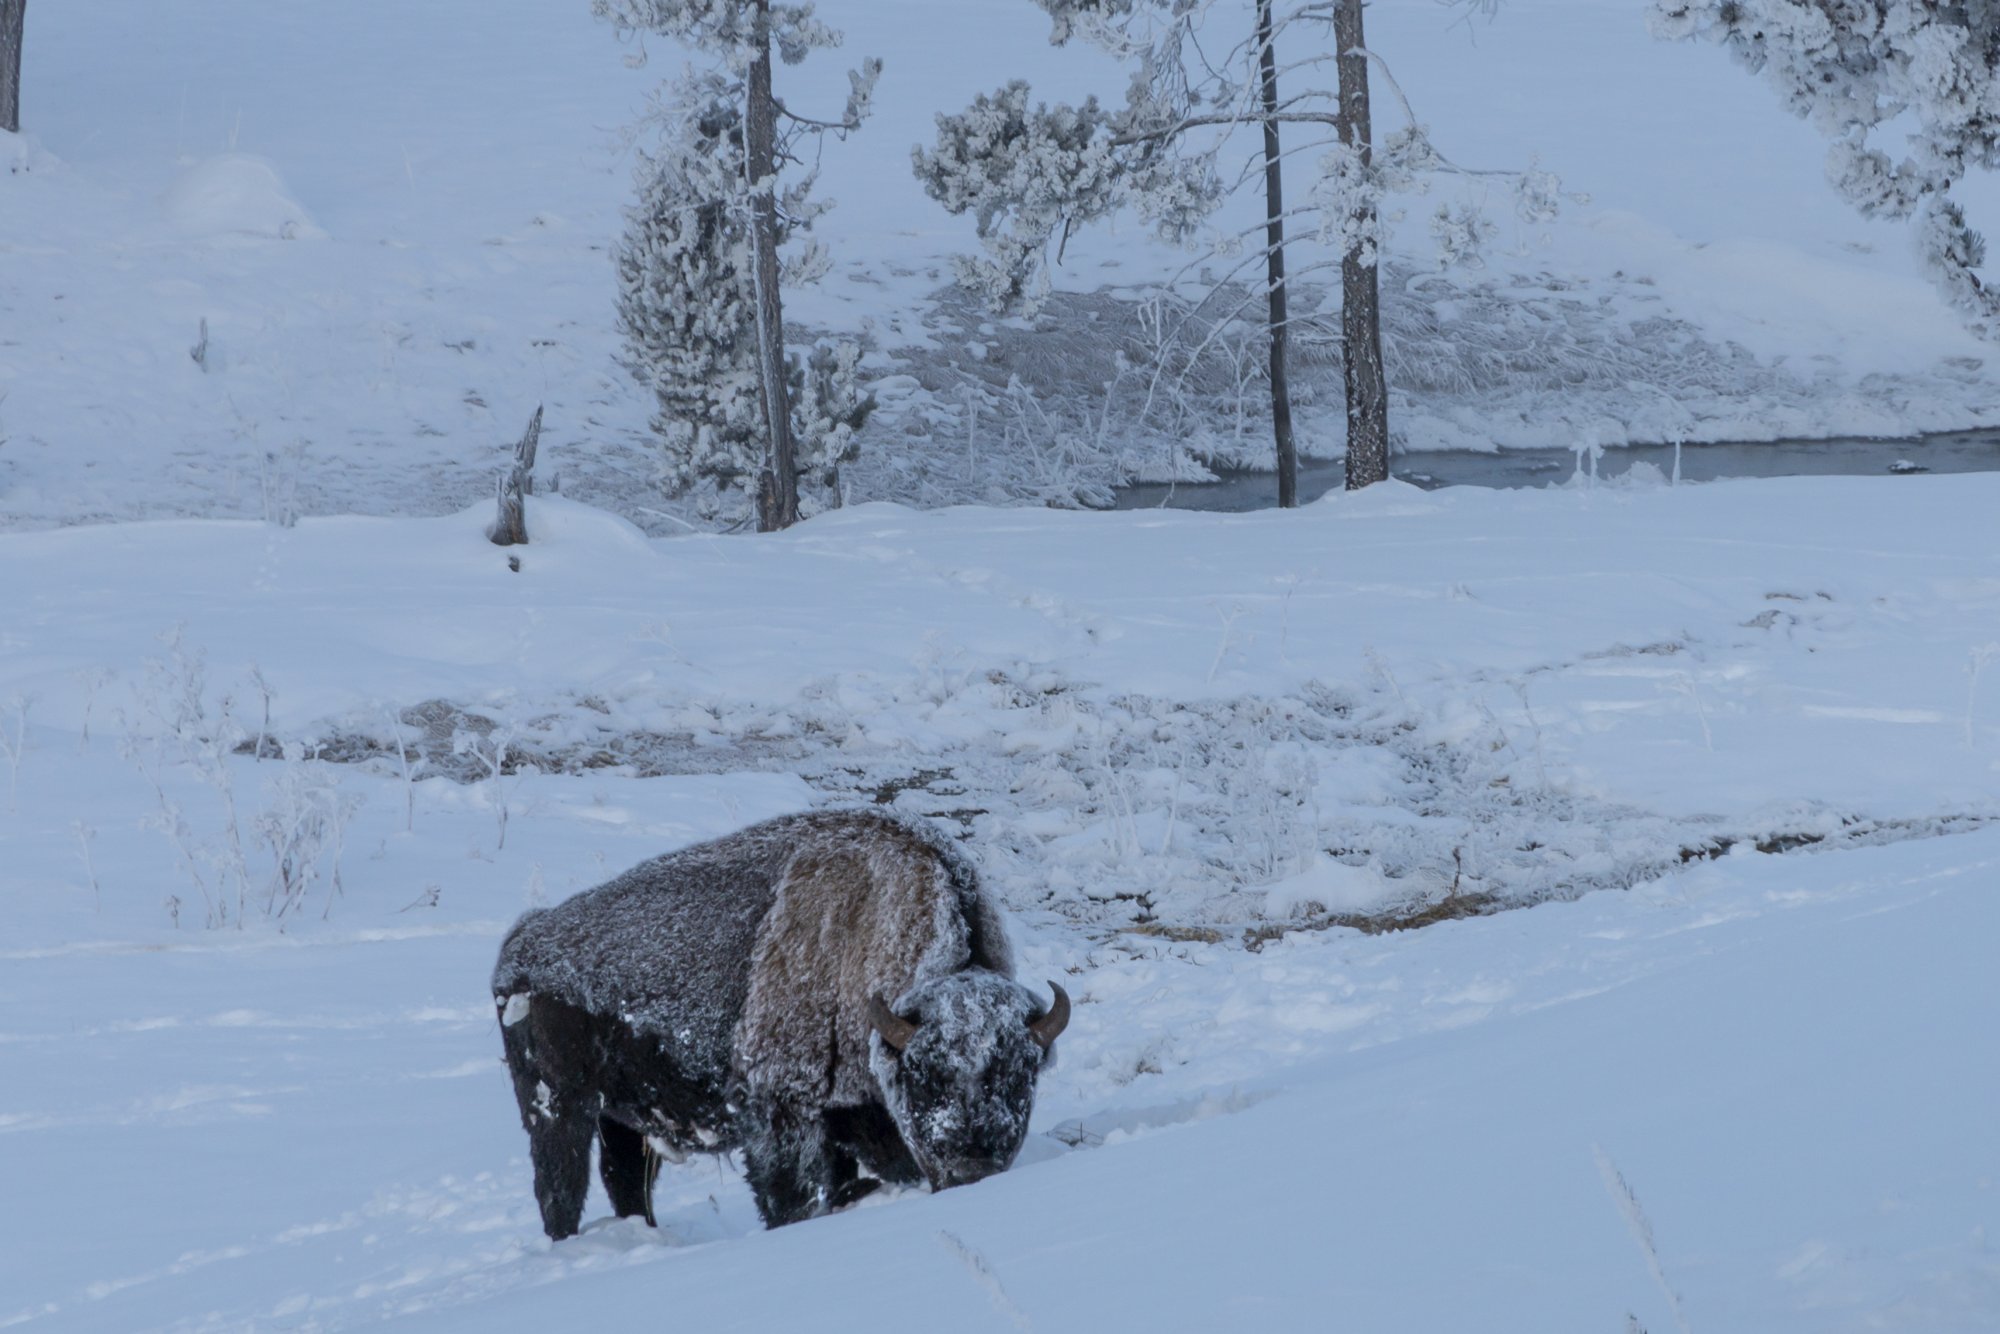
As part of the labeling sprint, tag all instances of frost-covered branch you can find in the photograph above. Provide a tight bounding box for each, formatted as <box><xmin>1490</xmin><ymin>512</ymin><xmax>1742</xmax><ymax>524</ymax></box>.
<box><xmin>922</xmin><ymin>0</ymin><xmax>1566</xmax><ymax>499</ymax></box>
<box><xmin>1652</xmin><ymin>0</ymin><xmax>2000</xmax><ymax>338</ymax></box>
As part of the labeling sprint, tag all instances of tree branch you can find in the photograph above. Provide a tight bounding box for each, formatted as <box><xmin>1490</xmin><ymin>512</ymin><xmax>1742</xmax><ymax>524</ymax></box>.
<box><xmin>773</xmin><ymin>99</ymin><xmax>860</xmax><ymax>133</ymax></box>
<box><xmin>1112</xmin><ymin>110</ymin><xmax>1348</xmax><ymax>148</ymax></box>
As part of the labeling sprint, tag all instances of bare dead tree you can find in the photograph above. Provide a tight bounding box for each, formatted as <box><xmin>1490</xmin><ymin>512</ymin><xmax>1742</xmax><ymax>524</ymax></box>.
<box><xmin>1335</xmin><ymin>0</ymin><xmax>1389</xmax><ymax>489</ymax></box>
<box><xmin>0</xmin><ymin>0</ymin><xmax>24</xmax><ymax>136</ymax></box>
<box><xmin>1255</xmin><ymin>0</ymin><xmax>1300</xmax><ymax>507</ymax></box>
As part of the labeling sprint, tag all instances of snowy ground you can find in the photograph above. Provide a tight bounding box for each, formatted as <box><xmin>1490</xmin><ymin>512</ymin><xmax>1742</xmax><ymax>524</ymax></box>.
<box><xmin>3</xmin><ymin>477</ymin><xmax>1997</xmax><ymax>1330</ymax></box>
<box><xmin>4</xmin><ymin>2</ymin><xmax>1999</xmax><ymax>1329</ymax></box>
<box><xmin>7</xmin><ymin>0</ymin><xmax>2000</xmax><ymax>531</ymax></box>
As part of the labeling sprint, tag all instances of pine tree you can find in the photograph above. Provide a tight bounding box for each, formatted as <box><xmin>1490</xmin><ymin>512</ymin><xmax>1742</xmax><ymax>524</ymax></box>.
<box><xmin>1652</xmin><ymin>2</ymin><xmax>2000</xmax><ymax>337</ymax></box>
<box><xmin>916</xmin><ymin>0</ymin><xmax>1558</xmax><ymax>498</ymax></box>
<box><xmin>597</xmin><ymin>0</ymin><xmax>877</xmax><ymax>528</ymax></box>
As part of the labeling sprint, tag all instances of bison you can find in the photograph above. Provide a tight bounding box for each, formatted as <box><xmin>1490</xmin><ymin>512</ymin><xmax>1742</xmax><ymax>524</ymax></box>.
<box><xmin>492</xmin><ymin>808</ymin><xmax>1069</xmax><ymax>1235</ymax></box>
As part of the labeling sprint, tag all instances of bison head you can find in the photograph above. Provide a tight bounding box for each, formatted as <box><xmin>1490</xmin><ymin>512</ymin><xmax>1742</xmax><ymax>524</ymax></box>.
<box><xmin>867</xmin><ymin>971</ymin><xmax>1069</xmax><ymax>1191</ymax></box>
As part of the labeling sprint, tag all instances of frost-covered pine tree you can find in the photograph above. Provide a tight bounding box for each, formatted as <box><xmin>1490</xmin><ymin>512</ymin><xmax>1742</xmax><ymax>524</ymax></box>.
<box><xmin>1651</xmin><ymin>1</ymin><xmax>2000</xmax><ymax>337</ymax></box>
<box><xmin>616</xmin><ymin>83</ymin><xmax>765</xmax><ymax>502</ymax></box>
<box><xmin>598</xmin><ymin>0</ymin><xmax>877</xmax><ymax>528</ymax></box>
<box><xmin>917</xmin><ymin>0</ymin><xmax>1560</xmax><ymax>498</ymax></box>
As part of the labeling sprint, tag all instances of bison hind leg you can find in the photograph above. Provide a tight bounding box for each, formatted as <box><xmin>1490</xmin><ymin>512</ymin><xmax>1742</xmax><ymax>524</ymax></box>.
<box><xmin>598</xmin><ymin>1117</ymin><xmax>659</xmax><ymax>1226</ymax></box>
<box><xmin>524</xmin><ymin>1101</ymin><xmax>594</xmax><ymax>1241</ymax></box>
<box><xmin>500</xmin><ymin>1007</ymin><xmax>595</xmax><ymax>1241</ymax></box>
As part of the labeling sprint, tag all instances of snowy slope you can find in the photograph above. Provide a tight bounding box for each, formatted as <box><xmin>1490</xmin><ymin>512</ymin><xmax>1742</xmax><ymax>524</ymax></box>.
<box><xmin>11</xmin><ymin>822</ymin><xmax>1992</xmax><ymax>1332</ymax></box>
<box><xmin>377</xmin><ymin>837</ymin><xmax>2000</xmax><ymax>1334</ymax></box>
<box><xmin>1</xmin><ymin>477</ymin><xmax>1997</xmax><ymax>1330</ymax></box>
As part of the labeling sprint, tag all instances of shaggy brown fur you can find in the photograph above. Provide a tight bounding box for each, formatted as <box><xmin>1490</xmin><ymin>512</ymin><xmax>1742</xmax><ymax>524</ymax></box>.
<box><xmin>737</xmin><ymin>813</ymin><xmax>1012</xmax><ymax>1108</ymax></box>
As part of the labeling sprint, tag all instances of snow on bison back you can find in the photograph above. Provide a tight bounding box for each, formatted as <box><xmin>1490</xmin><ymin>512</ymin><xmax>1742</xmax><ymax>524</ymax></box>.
<box><xmin>491</xmin><ymin>808</ymin><xmax>1070</xmax><ymax>1234</ymax></box>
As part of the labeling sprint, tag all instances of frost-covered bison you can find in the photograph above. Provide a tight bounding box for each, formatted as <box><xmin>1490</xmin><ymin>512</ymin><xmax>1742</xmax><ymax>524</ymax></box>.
<box><xmin>492</xmin><ymin>809</ymin><xmax>1069</xmax><ymax>1235</ymax></box>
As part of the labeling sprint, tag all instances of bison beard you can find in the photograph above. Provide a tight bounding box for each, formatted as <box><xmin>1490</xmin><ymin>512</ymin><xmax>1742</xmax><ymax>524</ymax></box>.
<box><xmin>492</xmin><ymin>809</ymin><xmax>1069</xmax><ymax>1235</ymax></box>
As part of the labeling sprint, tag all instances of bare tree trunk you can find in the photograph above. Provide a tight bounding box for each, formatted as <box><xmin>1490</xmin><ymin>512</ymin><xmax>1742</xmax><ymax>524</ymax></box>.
<box><xmin>490</xmin><ymin>405</ymin><xmax>542</xmax><ymax>548</ymax></box>
<box><xmin>0</xmin><ymin>0</ymin><xmax>24</xmax><ymax>136</ymax></box>
<box><xmin>1255</xmin><ymin>0</ymin><xmax>1298</xmax><ymax>509</ymax></box>
<box><xmin>745</xmin><ymin>0</ymin><xmax>801</xmax><ymax>532</ymax></box>
<box><xmin>1335</xmin><ymin>0</ymin><xmax>1389</xmax><ymax>490</ymax></box>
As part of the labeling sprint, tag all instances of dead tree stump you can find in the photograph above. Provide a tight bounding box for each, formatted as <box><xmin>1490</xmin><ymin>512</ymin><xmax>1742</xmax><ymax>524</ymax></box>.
<box><xmin>490</xmin><ymin>405</ymin><xmax>542</xmax><ymax>548</ymax></box>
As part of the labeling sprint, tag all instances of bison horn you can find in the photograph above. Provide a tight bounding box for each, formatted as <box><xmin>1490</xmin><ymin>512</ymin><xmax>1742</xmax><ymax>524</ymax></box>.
<box><xmin>1028</xmin><ymin>981</ymin><xmax>1070</xmax><ymax>1049</ymax></box>
<box><xmin>869</xmin><ymin>995</ymin><xmax>919</xmax><ymax>1053</ymax></box>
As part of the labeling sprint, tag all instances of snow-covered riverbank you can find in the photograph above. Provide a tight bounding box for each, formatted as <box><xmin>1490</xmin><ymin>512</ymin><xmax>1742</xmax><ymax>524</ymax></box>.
<box><xmin>8</xmin><ymin>0</ymin><xmax>2000</xmax><ymax>529</ymax></box>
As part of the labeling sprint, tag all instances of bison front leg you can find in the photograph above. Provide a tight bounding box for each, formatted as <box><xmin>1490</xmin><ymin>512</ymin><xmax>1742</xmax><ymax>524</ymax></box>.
<box><xmin>825</xmin><ymin>1144</ymin><xmax>883</xmax><ymax>1211</ymax></box>
<box><xmin>598</xmin><ymin>1117</ymin><xmax>660</xmax><ymax>1226</ymax></box>
<box><xmin>739</xmin><ymin>1100</ymin><xmax>840</xmax><ymax>1229</ymax></box>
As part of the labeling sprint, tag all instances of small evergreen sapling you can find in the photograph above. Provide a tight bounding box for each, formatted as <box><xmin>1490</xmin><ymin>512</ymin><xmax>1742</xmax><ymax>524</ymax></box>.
<box><xmin>598</xmin><ymin>1</ymin><xmax>877</xmax><ymax>528</ymax></box>
<box><xmin>616</xmin><ymin>84</ymin><xmax>765</xmax><ymax>503</ymax></box>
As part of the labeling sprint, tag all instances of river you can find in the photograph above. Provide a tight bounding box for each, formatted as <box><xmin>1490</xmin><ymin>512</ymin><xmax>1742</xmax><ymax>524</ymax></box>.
<box><xmin>1113</xmin><ymin>430</ymin><xmax>2000</xmax><ymax>511</ymax></box>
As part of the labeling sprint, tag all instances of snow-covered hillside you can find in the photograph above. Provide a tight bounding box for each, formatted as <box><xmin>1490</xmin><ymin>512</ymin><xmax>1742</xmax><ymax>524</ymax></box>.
<box><xmin>6</xmin><ymin>0</ymin><xmax>2000</xmax><ymax>531</ymax></box>
<box><xmin>3</xmin><ymin>477</ymin><xmax>1998</xmax><ymax>1330</ymax></box>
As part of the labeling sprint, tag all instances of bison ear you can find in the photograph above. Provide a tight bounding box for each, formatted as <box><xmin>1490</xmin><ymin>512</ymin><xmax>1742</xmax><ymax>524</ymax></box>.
<box><xmin>1028</xmin><ymin>981</ymin><xmax>1070</xmax><ymax>1049</ymax></box>
<box><xmin>869</xmin><ymin>994</ymin><xmax>919</xmax><ymax>1053</ymax></box>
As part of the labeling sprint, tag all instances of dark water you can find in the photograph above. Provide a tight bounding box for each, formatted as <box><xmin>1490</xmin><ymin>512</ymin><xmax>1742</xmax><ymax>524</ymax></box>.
<box><xmin>1113</xmin><ymin>430</ymin><xmax>2000</xmax><ymax>512</ymax></box>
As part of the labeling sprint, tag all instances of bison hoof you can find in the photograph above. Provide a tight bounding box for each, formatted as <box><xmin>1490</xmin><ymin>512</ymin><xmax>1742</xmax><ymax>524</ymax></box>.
<box><xmin>828</xmin><ymin>1177</ymin><xmax>884</xmax><ymax>1211</ymax></box>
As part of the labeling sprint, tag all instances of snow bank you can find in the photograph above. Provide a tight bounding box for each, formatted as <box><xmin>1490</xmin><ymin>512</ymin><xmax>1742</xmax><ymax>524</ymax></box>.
<box><xmin>1262</xmin><ymin>855</ymin><xmax>1394</xmax><ymax>919</ymax></box>
<box><xmin>160</xmin><ymin>153</ymin><xmax>328</xmax><ymax>240</ymax></box>
<box><xmin>1</xmin><ymin>128</ymin><xmax>59</xmax><ymax>177</ymax></box>
<box><xmin>4</xmin><ymin>476</ymin><xmax>1997</xmax><ymax>937</ymax></box>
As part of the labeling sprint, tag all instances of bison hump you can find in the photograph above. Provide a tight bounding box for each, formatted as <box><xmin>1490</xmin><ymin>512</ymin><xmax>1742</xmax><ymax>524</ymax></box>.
<box><xmin>734</xmin><ymin>815</ymin><xmax>1009</xmax><ymax>1108</ymax></box>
